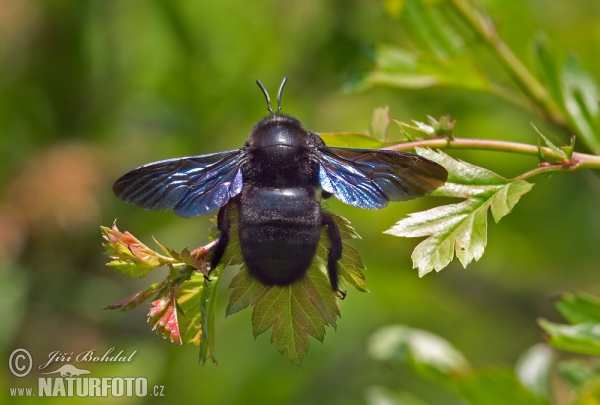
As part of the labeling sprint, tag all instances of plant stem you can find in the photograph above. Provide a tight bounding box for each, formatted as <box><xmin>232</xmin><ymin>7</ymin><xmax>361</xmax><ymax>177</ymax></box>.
<box><xmin>448</xmin><ymin>0</ymin><xmax>566</xmax><ymax>128</ymax></box>
<box><xmin>383</xmin><ymin>137</ymin><xmax>600</xmax><ymax>173</ymax></box>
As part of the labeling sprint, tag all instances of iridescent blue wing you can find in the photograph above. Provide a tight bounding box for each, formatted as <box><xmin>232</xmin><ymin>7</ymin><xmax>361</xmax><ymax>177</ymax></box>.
<box><xmin>113</xmin><ymin>149</ymin><xmax>246</xmax><ymax>218</ymax></box>
<box><xmin>316</xmin><ymin>147</ymin><xmax>447</xmax><ymax>209</ymax></box>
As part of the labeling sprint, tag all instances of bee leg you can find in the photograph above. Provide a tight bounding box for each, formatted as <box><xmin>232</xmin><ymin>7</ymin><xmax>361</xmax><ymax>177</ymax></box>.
<box><xmin>321</xmin><ymin>212</ymin><xmax>346</xmax><ymax>298</ymax></box>
<box><xmin>209</xmin><ymin>202</ymin><xmax>231</xmax><ymax>276</ymax></box>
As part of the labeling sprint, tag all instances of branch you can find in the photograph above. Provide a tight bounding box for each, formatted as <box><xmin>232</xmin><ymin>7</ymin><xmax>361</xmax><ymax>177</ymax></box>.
<box><xmin>383</xmin><ymin>137</ymin><xmax>600</xmax><ymax>177</ymax></box>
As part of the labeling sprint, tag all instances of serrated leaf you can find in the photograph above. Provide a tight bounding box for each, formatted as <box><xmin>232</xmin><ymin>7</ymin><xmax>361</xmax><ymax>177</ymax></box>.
<box><xmin>148</xmin><ymin>294</ymin><xmax>182</xmax><ymax>344</ymax></box>
<box><xmin>336</xmin><ymin>244</ymin><xmax>369</xmax><ymax>292</ymax></box>
<box><xmin>555</xmin><ymin>292</ymin><xmax>600</xmax><ymax>325</ymax></box>
<box><xmin>385</xmin><ymin>149</ymin><xmax>533</xmax><ymax>276</ymax></box>
<box><xmin>103</xmin><ymin>281</ymin><xmax>167</xmax><ymax>311</ymax></box>
<box><xmin>539</xmin><ymin>320</ymin><xmax>600</xmax><ymax>356</ymax></box>
<box><xmin>250</xmin><ymin>262</ymin><xmax>340</xmax><ymax>366</ymax></box>
<box><xmin>198</xmin><ymin>265</ymin><xmax>224</xmax><ymax>364</ymax></box>
<box><xmin>176</xmin><ymin>272</ymin><xmax>204</xmax><ymax>345</ymax></box>
<box><xmin>225</xmin><ymin>213</ymin><xmax>366</xmax><ymax>365</ymax></box>
<box><xmin>101</xmin><ymin>223</ymin><xmax>173</xmax><ymax>277</ymax></box>
<box><xmin>317</xmin><ymin>215</ymin><xmax>368</xmax><ymax>292</ymax></box>
<box><xmin>331</xmin><ymin>211</ymin><xmax>363</xmax><ymax>240</ymax></box>
<box><xmin>226</xmin><ymin>266</ymin><xmax>269</xmax><ymax>315</ymax></box>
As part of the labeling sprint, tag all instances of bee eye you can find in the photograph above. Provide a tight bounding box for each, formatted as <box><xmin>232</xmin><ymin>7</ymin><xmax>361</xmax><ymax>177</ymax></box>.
<box><xmin>244</xmin><ymin>141</ymin><xmax>251</xmax><ymax>148</ymax></box>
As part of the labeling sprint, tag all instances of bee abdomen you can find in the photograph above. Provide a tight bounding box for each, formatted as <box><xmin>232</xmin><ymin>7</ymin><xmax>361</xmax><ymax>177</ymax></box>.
<box><xmin>239</xmin><ymin>187</ymin><xmax>321</xmax><ymax>286</ymax></box>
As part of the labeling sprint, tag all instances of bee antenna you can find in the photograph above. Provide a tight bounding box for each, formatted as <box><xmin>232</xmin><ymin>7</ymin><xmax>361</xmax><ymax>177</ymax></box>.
<box><xmin>256</xmin><ymin>78</ymin><xmax>287</xmax><ymax>115</ymax></box>
<box><xmin>276</xmin><ymin>77</ymin><xmax>287</xmax><ymax>114</ymax></box>
<box><xmin>256</xmin><ymin>80</ymin><xmax>274</xmax><ymax>114</ymax></box>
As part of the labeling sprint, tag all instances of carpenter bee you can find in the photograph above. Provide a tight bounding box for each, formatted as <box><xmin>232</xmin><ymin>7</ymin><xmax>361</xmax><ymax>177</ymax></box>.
<box><xmin>113</xmin><ymin>78</ymin><xmax>448</xmax><ymax>296</ymax></box>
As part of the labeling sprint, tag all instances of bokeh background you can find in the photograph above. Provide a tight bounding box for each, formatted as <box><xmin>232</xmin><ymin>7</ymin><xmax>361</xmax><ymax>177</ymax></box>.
<box><xmin>2</xmin><ymin>0</ymin><xmax>600</xmax><ymax>404</ymax></box>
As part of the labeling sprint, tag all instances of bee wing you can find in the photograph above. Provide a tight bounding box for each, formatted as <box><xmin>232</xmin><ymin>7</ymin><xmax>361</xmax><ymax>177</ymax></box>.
<box><xmin>113</xmin><ymin>149</ymin><xmax>246</xmax><ymax>218</ymax></box>
<box><xmin>316</xmin><ymin>147</ymin><xmax>448</xmax><ymax>209</ymax></box>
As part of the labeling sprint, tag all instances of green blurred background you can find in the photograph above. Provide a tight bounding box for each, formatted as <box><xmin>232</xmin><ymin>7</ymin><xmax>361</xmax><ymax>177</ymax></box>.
<box><xmin>2</xmin><ymin>0</ymin><xmax>599</xmax><ymax>404</ymax></box>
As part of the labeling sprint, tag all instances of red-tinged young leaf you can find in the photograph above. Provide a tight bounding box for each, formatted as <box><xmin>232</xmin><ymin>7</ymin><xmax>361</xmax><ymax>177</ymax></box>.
<box><xmin>176</xmin><ymin>272</ymin><xmax>205</xmax><ymax>346</ymax></box>
<box><xmin>103</xmin><ymin>281</ymin><xmax>167</xmax><ymax>311</ymax></box>
<box><xmin>101</xmin><ymin>222</ymin><xmax>174</xmax><ymax>278</ymax></box>
<box><xmin>152</xmin><ymin>238</ymin><xmax>215</xmax><ymax>275</ymax></box>
<box><xmin>104</xmin><ymin>205</ymin><xmax>366</xmax><ymax>364</ymax></box>
<box><xmin>149</xmin><ymin>295</ymin><xmax>182</xmax><ymax>345</ymax></box>
<box><xmin>385</xmin><ymin>148</ymin><xmax>533</xmax><ymax>276</ymax></box>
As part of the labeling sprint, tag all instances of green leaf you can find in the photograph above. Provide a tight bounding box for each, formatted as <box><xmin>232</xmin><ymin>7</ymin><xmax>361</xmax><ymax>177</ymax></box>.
<box><xmin>532</xmin><ymin>34</ymin><xmax>563</xmax><ymax>110</ymax></box>
<box><xmin>533</xmin><ymin>124</ymin><xmax>567</xmax><ymax>163</ymax></box>
<box><xmin>558</xmin><ymin>360</ymin><xmax>599</xmax><ymax>389</ymax></box>
<box><xmin>367</xmin><ymin>325</ymin><xmax>470</xmax><ymax>384</ymax></box>
<box><xmin>457</xmin><ymin>369</ymin><xmax>548</xmax><ymax>405</ymax></box>
<box><xmin>317</xmin><ymin>215</ymin><xmax>368</xmax><ymax>292</ymax></box>
<box><xmin>226</xmin><ymin>266</ymin><xmax>269</xmax><ymax>315</ymax></box>
<box><xmin>250</xmin><ymin>262</ymin><xmax>340</xmax><ymax>366</ymax></box>
<box><xmin>515</xmin><ymin>344</ymin><xmax>554</xmax><ymax>399</ymax></box>
<box><xmin>226</xmin><ymin>213</ymin><xmax>363</xmax><ymax>365</ymax></box>
<box><xmin>335</xmin><ymin>243</ymin><xmax>369</xmax><ymax>293</ymax></box>
<box><xmin>352</xmin><ymin>43</ymin><xmax>489</xmax><ymax>94</ymax></box>
<box><xmin>402</xmin><ymin>0</ymin><xmax>462</xmax><ymax>59</ymax></box>
<box><xmin>562</xmin><ymin>53</ymin><xmax>600</xmax><ymax>153</ymax></box>
<box><xmin>175</xmin><ymin>271</ymin><xmax>204</xmax><ymax>346</ymax></box>
<box><xmin>370</xmin><ymin>106</ymin><xmax>391</xmax><ymax>141</ymax></box>
<box><xmin>555</xmin><ymin>292</ymin><xmax>600</xmax><ymax>325</ymax></box>
<box><xmin>539</xmin><ymin>319</ymin><xmax>600</xmax><ymax>356</ymax></box>
<box><xmin>319</xmin><ymin>132</ymin><xmax>388</xmax><ymax>149</ymax></box>
<box><xmin>385</xmin><ymin>148</ymin><xmax>533</xmax><ymax>276</ymax></box>
<box><xmin>198</xmin><ymin>265</ymin><xmax>223</xmax><ymax>364</ymax></box>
